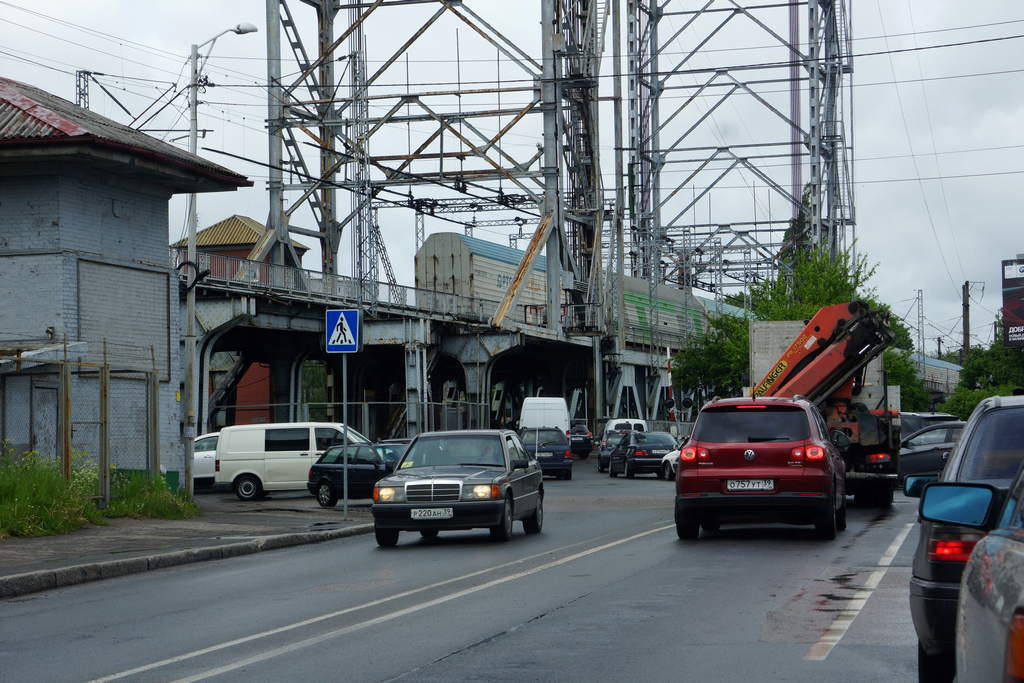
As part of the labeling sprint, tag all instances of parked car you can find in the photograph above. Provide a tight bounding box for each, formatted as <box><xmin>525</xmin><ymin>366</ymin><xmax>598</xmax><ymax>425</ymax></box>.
<box><xmin>370</xmin><ymin>429</ymin><xmax>544</xmax><ymax>547</ymax></box>
<box><xmin>307</xmin><ymin>443</ymin><xmax>394</xmax><ymax>506</ymax></box>
<box><xmin>519</xmin><ymin>427</ymin><xmax>573</xmax><ymax>480</ymax></box>
<box><xmin>899</xmin><ymin>421</ymin><xmax>965</xmax><ymax>482</ymax></box>
<box><xmin>675</xmin><ymin>396</ymin><xmax>848</xmax><ymax>540</ymax></box>
<box><xmin>933</xmin><ymin>465</ymin><xmax>1024</xmax><ymax>682</ymax></box>
<box><xmin>598</xmin><ymin>419</ymin><xmax>647</xmax><ymax>472</ymax></box>
<box><xmin>214</xmin><ymin>422</ymin><xmax>369</xmax><ymax>500</ymax></box>
<box><xmin>374</xmin><ymin>440</ymin><xmax>410</xmax><ymax>469</ymax></box>
<box><xmin>519</xmin><ymin>397</ymin><xmax>570</xmax><ymax>434</ymax></box>
<box><xmin>661</xmin><ymin>447</ymin><xmax>681</xmax><ymax>480</ymax></box>
<box><xmin>193</xmin><ymin>432</ymin><xmax>218</xmax><ymax>488</ymax></box>
<box><xmin>901</xmin><ymin>411</ymin><xmax>957</xmax><ymax>440</ymax></box>
<box><xmin>609</xmin><ymin>431</ymin><xmax>677</xmax><ymax>478</ymax></box>
<box><xmin>906</xmin><ymin>394</ymin><xmax>1024</xmax><ymax>682</ymax></box>
<box><xmin>569</xmin><ymin>421</ymin><xmax>593</xmax><ymax>458</ymax></box>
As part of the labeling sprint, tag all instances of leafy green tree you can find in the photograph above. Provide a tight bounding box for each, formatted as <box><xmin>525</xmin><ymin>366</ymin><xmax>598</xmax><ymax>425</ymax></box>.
<box><xmin>884</xmin><ymin>349</ymin><xmax>931</xmax><ymax>411</ymax></box>
<box><xmin>672</xmin><ymin>312</ymin><xmax>748</xmax><ymax>399</ymax></box>
<box><xmin>940</xmin><ymin>327</ymin><xmax>1024</xmax><ymax>418</ymax></box>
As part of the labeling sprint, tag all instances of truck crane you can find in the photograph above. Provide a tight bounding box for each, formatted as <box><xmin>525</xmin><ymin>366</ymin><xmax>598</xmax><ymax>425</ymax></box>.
<box><xmin>750</xmin><ymin>301</ymin><xmax>900</xmax><ymax>506</ymax></box>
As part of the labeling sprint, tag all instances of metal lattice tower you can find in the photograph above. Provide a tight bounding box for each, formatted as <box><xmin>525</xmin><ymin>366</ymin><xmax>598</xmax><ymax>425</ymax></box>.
<box><xmin>625</xmin><ymin>0</ymin><xmax>855</xmax><ymax>295</ymax></box>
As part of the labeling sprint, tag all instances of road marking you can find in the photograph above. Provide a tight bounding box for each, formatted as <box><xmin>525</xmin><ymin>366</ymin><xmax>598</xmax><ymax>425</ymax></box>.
<box><xmin>803</xmin><ymin>522</ymin><xmax>914</xmax><ymax>661</ymax></box>
<box><xmin>91</xmin><ymin>523</ymin><xmax>672</xmax><ymax>682</ymax></box>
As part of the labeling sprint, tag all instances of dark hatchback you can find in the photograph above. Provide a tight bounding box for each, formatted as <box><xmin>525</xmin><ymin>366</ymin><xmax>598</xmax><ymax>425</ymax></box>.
<box><xmin>519</xmin><ymin>428</ymin><xmax>573</xmax><ymax>479</ymax></box>
<box><xmin>371</xmin><ymin>430</ymin><xmax>544</xmax><ymax>547</ymax></box>
<box><xmin>609</xmin><ymin>431</ymin><xmax>677</xmax><ymax>478</ymax></box>
<box><xmin>899</xmin><ymin>421</ymin><xmax>965</xmax><ymax>482</ymax></box>
<box><xmin>569</xmin><ymin>422</ymin><xmax>594</xmax><ymax>458</ymax></box>
<box><xmin>907</xmin><ymin>395</ymin><xmax>1024</xmax><ymax>682</ymax></box>
<box><xmin>307</xmin><ymin>443</ymin><xmax>394</xmax><ymax>506</ymax></box>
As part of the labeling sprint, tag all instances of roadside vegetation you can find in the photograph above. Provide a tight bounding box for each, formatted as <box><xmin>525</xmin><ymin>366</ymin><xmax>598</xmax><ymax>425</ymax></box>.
<box><xmin>940</xmin><ymin>328</ymin><xmax>1024</xmax><ymax>418</ymax></box>
<box><xmin>0</xmin><ymin>444</ymin><xmax>198</xmax><ymax>540</ymax></box>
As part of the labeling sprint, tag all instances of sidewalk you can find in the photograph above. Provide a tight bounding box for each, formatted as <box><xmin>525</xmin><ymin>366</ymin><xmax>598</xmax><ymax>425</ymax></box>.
<box><xmin>0</xmin><ymin>490</ymin><xmax>374</xmax><ymax>600</ymax></box>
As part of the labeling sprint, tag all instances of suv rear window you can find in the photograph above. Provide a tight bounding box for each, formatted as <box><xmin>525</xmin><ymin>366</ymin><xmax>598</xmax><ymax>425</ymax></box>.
<box><xmin>958</xmin><ymin>408</ymin><xmax>1024</xmax><ymax>483</ymax></box>
<box><xmin>693</xmin><ymin>406</ymin><xmax>810</xmax><ymax>443</ymax></box>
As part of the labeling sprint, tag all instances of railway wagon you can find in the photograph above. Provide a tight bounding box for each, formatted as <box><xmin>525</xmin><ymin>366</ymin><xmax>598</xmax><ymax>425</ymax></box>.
<box><xmin>416</xmin><ymin>233</ymin><xmax>710</xmax><ymax>349</ymax></box>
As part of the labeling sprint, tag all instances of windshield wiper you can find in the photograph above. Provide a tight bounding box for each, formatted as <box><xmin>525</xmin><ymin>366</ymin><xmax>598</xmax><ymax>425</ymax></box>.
<box><xmin>458</xmin><ymin>462</ymin><xmax>505</xmax><ymax>467</ymax></box>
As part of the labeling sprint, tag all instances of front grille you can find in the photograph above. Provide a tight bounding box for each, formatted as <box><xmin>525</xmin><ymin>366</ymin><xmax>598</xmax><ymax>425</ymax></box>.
<box><xmin>406</xmin><ymin>482</ymin><xmax>461</xmax><ymax>502</ymax></box>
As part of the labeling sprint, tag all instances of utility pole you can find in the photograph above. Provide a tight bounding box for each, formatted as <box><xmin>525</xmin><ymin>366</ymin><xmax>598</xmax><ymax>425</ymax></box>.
<box><xmin>961</xmin><ymin>280</ymin><xmax>970</xmax><ymax>363</ymax></box>
<box><xmin>936</xmin><ymin>336</ymin><xmax>942</xmax><ymax>358</ymax></box>
<box><xmin>916</xmin><ymin>289</ymin><xmax>925</xmax><ymax>376</ymax></box>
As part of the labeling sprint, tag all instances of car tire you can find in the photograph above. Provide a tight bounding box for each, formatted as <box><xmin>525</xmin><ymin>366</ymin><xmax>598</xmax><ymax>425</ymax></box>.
<box><xmin>837</xmin><ymin>494</ymin><xmax>848</xmax><ymax>531</ymax></box>
<box><xmin>609</xmin><ymin>463</ymin><xmax>618</xmax><ymax>478</ymax></box>
<box><xmin>524</xmin><ymin>494</ymin><xmax>543</xmax><ymax>534</ymax></box>
<box><xmin>655</xmin><ymin>465</ymin><xmax>665</xmax><ymax>480</ymax></box>
<box><xmin>419</xmin><ymin>529</ymin><xmax>439</xmax><ymax>540</ymax></box>
<box><xmin>662</xmin><ymin>462</ymin><xmax>674</xmax><ymax>480</ymax></box>
<box><xmin>375</xmin><ymin>527</ymin><xmax>399</xmax><ymax>548</ymax></box>
<box><xmin>701</xmin><ymin>518</ymin><xmax>720</xmax><ymax>533</ymax></box>
<box><xmin>877</xmin><ymin>484</ymin><xmax>894</xmax><ymax>508</ymax></box>
<box><xmin>625</xmin><ymin>461</ymin><xmax>635</xmax><ymax>478</ymax></box>
<box><xmin>564</xmin><ymin>469</ymin><xmax>573</xmax><ymax>481</ymax></box>
<box><xmin>598</xmin><ymin>461</ymin><xmax>606</xmax><ymax>473</ymax></box>
<box><xmin>917</xmin><ymin>642</ymin><xmax>954</xmax><ymax>683</ymax></box>
<box><xmin>490</xmin><ymin>497</ymin><xmax>514</xmax><ymax>542</ymax></box>
<box><xmin>234</xmin><ymin>474</ymin><xmax>263</xmax><ymax>501</ymax></box>
<box><xmin>676</xmin><ymin>515</ymin><xmax>699</xmax><ymax>540</ymax></box>
<box><xmin>815</xmin><ymin>494</ymin><xmax>838</xmax><ymax>540</ymax></box>
<box><xmin>316</xmin><ymin>481</ymin><xmax>338</xmax><ymax>508</ymax></box>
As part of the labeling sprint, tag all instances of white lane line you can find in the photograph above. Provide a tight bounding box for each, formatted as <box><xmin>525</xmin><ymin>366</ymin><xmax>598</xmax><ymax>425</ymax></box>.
<box><xmin>170</xmin><ymin>523</ymin><xmax>675</xmax><ymax>683</ymax></box>
<box><xmin>91</xmin><ymin>524</ymin><xmax>671</xmax><ymax>682</ymax></box>
<box><xmin>804</xmin><ymin>522</ymin><xmax>914</xmax><ymax>661</ymax></box>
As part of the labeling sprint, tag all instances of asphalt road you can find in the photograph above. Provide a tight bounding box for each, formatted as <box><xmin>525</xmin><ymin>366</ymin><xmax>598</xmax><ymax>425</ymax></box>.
<box><xmin>0</xmin><ymin>462</ymin><xmax>919</xmax><ymax>682</ymax></box>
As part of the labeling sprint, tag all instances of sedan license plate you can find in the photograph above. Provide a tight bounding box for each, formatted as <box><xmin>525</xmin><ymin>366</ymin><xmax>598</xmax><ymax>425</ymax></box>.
<box><xmin>410</xmin><ymin>508</ymin><xmax>453</xmax><ymax>520</ymax></box>
<box><xmin>727</xmin><ymin>479</ymin><xmax>773</xmax><ymax>492</ymax></box>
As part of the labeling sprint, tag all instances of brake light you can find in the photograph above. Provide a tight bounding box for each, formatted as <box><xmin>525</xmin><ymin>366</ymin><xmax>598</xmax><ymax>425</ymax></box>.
<box><xmin>634</xmin><ymin>450</ymin><xmax>649</xmax><ymax>457</ymax></box>
<box><xmin>697</xmin><ymin>448</ymin><xmax>710</xmax><ymax>460</ymax></box>
<box><xmin>586</xmin><ymin>432</ymin><xmax>592</xmax><ymax>438</ymax></box>
<box><xmin>215</xmin><ymin>459</ymin><xmax>220</xmax><ymax>472</ymax></box>
<box><xmin>928</xmin><ymin>539</ymin><xmax>978</xmax><ymax>563</ymax></box>
<box><xmin>564</xmin><ymin>449</ymin><xmax>572</xmax><ymax>459</ymax></box>
<box><xmin>681</xmin><ymin>447</ymin><xmax>697</xmax><ymax>461</ymax></box>
<box><xmin>866</xmin><ymin>452</ymin><xmax>890</xmax><ymax>464</ymax></box>
<box><xmin>790</xmin><ymin>447</ymin><xmax>804</xmax><ymax>461</ymax></box>
<box><xmin>806</xmin><ymin>446</ymin><xmax>825</xmax><ymax>460</ymax></box>
<box><xmin>736</xmin><ymin>405</ymin><xmax>767</xmax><ymax>409</ymax></box>
<box><xmin>1005</xmin><ymin>612</ymin><xmax>1024</xmax><ymax>681</ymax></box>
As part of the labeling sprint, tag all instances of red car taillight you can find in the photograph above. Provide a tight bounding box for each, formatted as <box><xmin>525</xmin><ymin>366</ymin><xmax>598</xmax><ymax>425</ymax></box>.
<box><xmin>1005</xmin><ymin>612</ymin><xmax>1024</xmax><ymax>681</ymax></box>
<box><xmin>634</xmin><ymin>450</ymin><xmax>649</xmax><ymax>457</ymax></box>
<box><xmin>790</xmin><ymin>447</ymin><xmax>804</xmax><ymax>461</ymax></box>
<box><xmin>564</xmin><ymin>449</ymin><xmax>572</xmax><ymax>459</ymax></box>
<box><xmin>866</xmin><ymin>452</ymin><xmax>891</xmax><ymax>464</ymax></box>
<box><xmin>928</xmin><ymin>539</ymin><xmax>978</xmax><ymax>563</ymax></box>
<box><xmin>680</xmin><ymin>446</ymin><xmax>709</xmax><ymax>462</ymax></box>
<box><xmin>806</xmin><ymin>446</ymin><xmax>825</xmax><ymax>460</ymax></box>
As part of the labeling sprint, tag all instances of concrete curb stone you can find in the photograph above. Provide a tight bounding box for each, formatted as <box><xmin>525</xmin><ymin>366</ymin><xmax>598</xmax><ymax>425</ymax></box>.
<box><xmin>0</xmin><ymin>523</ymin><xmax>373</xmax><ymax>600</ymax></box>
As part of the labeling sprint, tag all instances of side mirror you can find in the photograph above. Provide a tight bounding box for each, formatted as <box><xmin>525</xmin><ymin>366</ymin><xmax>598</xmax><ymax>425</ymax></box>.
<box><xmin>512</xmin><ymin>458</ymin><xmax>529</xmax><ymax>470</ymax></box>
<box><xmin>830</xmin><ymin>430</ymin><xmax>852</xmax><ymax>450</ymax></box>
<box><xmin>919</xmin><ymin>482</ymin><xmax>999</xmax><ymax>529</ymax></box>
<box><xmin>904</xmin><ymin>474</ymin><xmax>936</xmax><ymax>498</ymax></box>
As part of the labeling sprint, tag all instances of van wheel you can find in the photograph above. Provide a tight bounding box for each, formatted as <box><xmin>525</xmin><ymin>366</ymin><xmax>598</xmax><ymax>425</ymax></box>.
<box><xmin>234</xmin><ymin>474</ymin><xmax>263</xmax><ymax>501</ymax></box>
<box><xmin>316</xmin><ymin>482</ymin><xmax>338</xmax><ymax>508</ymax></box>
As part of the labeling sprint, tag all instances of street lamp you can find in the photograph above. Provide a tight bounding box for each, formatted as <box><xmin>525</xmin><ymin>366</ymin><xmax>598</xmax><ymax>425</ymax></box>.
<box><xmin>183</xmin><ymin>22</ymin><xmax>257</xmax><ymax>499</ymax></box>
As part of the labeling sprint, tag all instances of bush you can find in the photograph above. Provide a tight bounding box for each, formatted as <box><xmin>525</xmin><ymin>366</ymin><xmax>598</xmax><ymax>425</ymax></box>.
<box><xmin>104</xmin><ymin>470</ymin><xmax>198</xmax><ymax>519</ymax></box>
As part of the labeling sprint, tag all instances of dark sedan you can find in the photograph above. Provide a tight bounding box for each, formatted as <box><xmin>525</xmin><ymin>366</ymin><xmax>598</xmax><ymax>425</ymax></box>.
<box><xmin>569</xmin><ymin>422</ymin><xmax>593</xmax><ymax>458</ymax></box>
<box><xmin>307</xmin><ymin>443</ymin><xmax>394</xmax><ymax>507</ymax></box>
<box><xmin>947</xmin><ymin>466</ymin><xmax>1024</xmax><ymax>682</ymax></box>
<box><xmin>371</xmin><ymin>430</ymin><xmax>544</xmax><ymax>547</ymax></box>
<box><xmin>519</xmin><ymin>427</ymin><xmax>574</xmax><ymax>479</ymax></box>
<box><xmin>899</xmin><ymin>421</ymin><xmax>964</xmax><ymax>482</ymax></box>
<box><xmin>609</xmin><ymin>431</ymin><xmax>677</xmax><ymax>478</ymax></box>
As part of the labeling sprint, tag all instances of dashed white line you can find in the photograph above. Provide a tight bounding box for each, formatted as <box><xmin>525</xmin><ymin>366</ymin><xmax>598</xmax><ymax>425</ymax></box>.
<box><xmin>804</xmin><ymin>522</ymin><xmax>914</xmax><ymax>661</ymax></box>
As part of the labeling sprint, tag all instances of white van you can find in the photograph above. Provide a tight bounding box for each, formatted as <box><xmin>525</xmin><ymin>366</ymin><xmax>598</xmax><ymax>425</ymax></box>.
<box><xmin>519</xmin><ymin>397</ymin><xmax>571</xmax><ymax>434</ymax></box>
<box><xmin>214</xmin><ymin>422</ymin><xmax>368</xmax><ymax>500</ymax></box>
<box><xmin>600</xmin><ymin>418</ymin><xmax>649</xmax><ymax>450</ymax></box>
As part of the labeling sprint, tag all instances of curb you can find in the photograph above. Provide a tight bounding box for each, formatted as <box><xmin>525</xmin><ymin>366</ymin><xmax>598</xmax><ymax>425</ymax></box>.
<box><xmin>0</xmin><ymin>523</ymin><xmax>373</xmax><ymax>600</ymax></box>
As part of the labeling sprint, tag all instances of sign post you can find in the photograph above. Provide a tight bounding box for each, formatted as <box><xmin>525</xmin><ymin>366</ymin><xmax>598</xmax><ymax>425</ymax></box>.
<box><xmin>325</xmin><ymin>309</ymin><xmax>361</xmax><ymax>518</ymax></box>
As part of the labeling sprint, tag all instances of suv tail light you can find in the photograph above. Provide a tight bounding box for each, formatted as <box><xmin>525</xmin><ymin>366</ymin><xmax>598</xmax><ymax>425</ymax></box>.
<box><xmin>1005</xmin><ymin>612</ymin><xmax>1024</xmax><ymax>681</ymax></box>
<box><xmin>790</xmin><ymin>447</ymin><xmax>804</xmax><ymax>462</ymax></box>
<box><xmin>680</xmin><ymin>446</ymin><xmax>709</xmax><ymax>462</ymax></box>
<box><xmin>806</xmin><ymin>446</ymin><xmax>825</xmax><ymax>460</ymax></box>
<box><xmin>927</xmin><ymin>528</ymin><xmax>986</xmax><ymax>562</ymax></box>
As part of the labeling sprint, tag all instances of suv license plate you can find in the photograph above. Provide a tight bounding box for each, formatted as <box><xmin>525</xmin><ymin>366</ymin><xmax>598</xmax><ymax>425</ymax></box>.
<box><xmin>411</xmin><ymin>508</ymin><xmax>453</xmax><ymax>520</ymax></box>
<box><xmin>727</xmin><ymin>479</ymin><xmax>773</xmax><ymax>491</ymax></box>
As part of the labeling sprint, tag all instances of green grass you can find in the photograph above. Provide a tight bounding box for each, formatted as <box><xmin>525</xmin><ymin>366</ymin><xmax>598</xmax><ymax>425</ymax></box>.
<box><xmin>0</xmin><ymin>443</ymin><xmax>198</xmax><ymax>539</ymax></box>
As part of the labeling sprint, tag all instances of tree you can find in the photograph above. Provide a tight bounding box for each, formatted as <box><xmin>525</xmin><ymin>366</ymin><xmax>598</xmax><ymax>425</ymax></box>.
<box><xmin>884</xmin><ymin>349</ymin><xmax>931</xmax><ymax>411</ymax></box>
<box><xmin>672</xmin><ymin>312</ymin><xmax>748</xmax><ymax>399</ymax></box>
<box><xmin>940</xmin><ymin>326</ymin><xmax>1024</xmax><ymax>418</ymax></box>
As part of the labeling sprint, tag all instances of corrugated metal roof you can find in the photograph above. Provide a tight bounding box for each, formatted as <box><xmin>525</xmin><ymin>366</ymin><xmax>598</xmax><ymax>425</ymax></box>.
<box><xmin>695</xmin><ymin>295</ymin><xmax>748</xmax><ymax>318</ymax></box>
<box><xmin>455</xmin><ymin>233</ymin><xmax>547</xmax><ymax>271</ymax></box>
<box><xmin>0</xmin><ymin>77</ymin><xmax>248</xmax><ymax>187</ymax></box>
<box><xmin>171</xmin><ymin>215</ymin><xmax>309</xmax><ymax>251</ymax></box>
<box><xmin>911</xmin><ymin>353</ymin><xmax>963</xmax><ymax>371</ymax></box>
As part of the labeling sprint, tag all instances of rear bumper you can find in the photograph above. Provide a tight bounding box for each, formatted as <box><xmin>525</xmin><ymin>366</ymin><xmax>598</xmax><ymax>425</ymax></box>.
<box><xmin>538</xmin><ymin>459</ymin><xmax>573</xmax><ymax>475</ymax></box>
<box><xmin>675</xmin><ymin>492</ymin><xmax>831</xmax><ymax>523</ymax></box>
<box><xmin>629</xmin><ymin>457</ymin><xmax>664</xmax><ymax>472</ymax></box>
<box><xmin>909</xmin><ymin>576</ymin><xmax>959</xmax><ymax>655</ymax></box>
<box><xmin>372</xmin><ymin>501</ymin><xmax>505</xmax><ymax>530</ymax></box>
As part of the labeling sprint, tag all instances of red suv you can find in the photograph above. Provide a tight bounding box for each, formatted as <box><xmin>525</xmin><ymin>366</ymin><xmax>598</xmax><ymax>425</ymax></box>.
<box><xmin>674</xmin><ymin>397</ymin><xmax>847</xmax><ymax>540</ymax></box>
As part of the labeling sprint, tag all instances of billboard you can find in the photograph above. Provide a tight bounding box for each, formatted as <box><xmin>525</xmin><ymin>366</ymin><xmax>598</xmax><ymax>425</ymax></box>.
<box><xmin>1004</xmin><ymin>259</ymin><xmax>1024</xmax><ymax>348</ymax></box>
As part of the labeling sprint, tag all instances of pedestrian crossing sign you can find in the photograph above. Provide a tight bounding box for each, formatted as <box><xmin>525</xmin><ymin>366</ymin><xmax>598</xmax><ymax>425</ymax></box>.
<box><xmin>325</xmin><ymin>309</ymin><xmax>360</xmax><ymax>353</ymax></box>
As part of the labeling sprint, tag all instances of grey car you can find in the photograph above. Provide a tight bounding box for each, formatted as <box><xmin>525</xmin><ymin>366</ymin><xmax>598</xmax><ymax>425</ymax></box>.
<box><xmin>370</xmin><ymin>430</ymin><xmax>544</xmax><ymax>547</ymax></box>
<box><xmin>899</xmin><ymin>421</ymin><xmax>965</xmax><ymax>482</ymax></box>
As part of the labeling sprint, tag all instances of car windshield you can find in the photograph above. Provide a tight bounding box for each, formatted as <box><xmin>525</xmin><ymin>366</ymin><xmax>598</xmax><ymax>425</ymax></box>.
<box><xmin>693</xmin><ymin>407</ymin><xmax>810</xmax><ymax>443</ymax></box>
<box><xmin>519</xmin><ymin>429</ymin><xmax>568</xmax><ymax>446</ymax></box>
<box><xmin>635</xmin><ymin>432</ymin><xmax>676</xmax><ymax>448</ymax></box>
<box><xmin>958</xmin><ymin>408</ymin><xmax>1024</xmax><ymax>484</ymax></box>
<box><xmin>375</xmin><ymin>444</ymin><xmax>406</xmax><ymax>463</ymax></box>
<box><xmin>398</xmin><ymin>435</ymin><xmax>505</xmax><ymax>469</ymax></box>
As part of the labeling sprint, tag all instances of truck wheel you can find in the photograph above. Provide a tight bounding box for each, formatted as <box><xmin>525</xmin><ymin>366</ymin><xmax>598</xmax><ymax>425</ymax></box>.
<box><xmin>876</xmin><ymin>484</ymin><xmax>894</xmax><ymax>507</ymax></box>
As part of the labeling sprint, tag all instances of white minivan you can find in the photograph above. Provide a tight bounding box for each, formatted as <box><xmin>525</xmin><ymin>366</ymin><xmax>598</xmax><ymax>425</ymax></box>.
<box><xmin>519</xmin><ymin>397</ymin><xmax>571</xmax><ymax>434</ymax></box>
<box><xmin>215</xmin><ymin>422</ymin><xmax>368</xmax><ymax>500</ymax></box>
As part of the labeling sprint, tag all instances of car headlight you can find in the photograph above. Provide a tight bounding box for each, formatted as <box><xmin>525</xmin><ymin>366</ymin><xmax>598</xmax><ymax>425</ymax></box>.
<box><xmin>374</xmin><ymin>486</ymin><xmax>404</xmax><ymax>503</ymax></box>
<box><xmin>463</xmin><ymin>484</ymin><xmax>501</xmax><ymax>500</ymax></box>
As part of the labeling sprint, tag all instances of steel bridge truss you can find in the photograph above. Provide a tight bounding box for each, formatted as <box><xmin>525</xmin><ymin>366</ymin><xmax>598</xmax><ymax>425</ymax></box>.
<box><xmin>263</xmin><ymin>0</ymin><xmax>611</xmax><ymax>327</ymax></box>
<box><xmin>626</xmin><ymin>0</ymin><xmax>854</xmax><ymax>295</ymax></box>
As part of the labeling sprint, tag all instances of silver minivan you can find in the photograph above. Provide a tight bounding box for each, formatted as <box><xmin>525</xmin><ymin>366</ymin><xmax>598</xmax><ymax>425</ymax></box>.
<box><xmin>214</xmin><ymin>422</ymin><xmax>368</xmax><ymax>500</ymax></box>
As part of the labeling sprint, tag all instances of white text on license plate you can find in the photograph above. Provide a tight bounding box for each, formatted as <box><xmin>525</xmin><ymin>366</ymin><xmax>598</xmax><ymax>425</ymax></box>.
<box><xmin>726</xmin><ymin>479</ymin><xmax>773</xmax><ymax>491</ymax></box>
<box><xmin>411</xmin><ymin>508</ymin><xmax>453</xmax><ymax>519</ymax></box>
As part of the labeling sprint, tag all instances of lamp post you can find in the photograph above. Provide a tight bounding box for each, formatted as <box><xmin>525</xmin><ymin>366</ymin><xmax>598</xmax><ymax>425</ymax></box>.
<box><xmin>183</xmin><ymin>22</ymin><xmax>257</xmax><ymax>499</ymax></box>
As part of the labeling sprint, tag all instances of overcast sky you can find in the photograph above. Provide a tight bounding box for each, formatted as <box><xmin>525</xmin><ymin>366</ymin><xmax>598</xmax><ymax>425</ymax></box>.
<box><xmin>2</xmin><ymin>0</ymin><xmax>1020</xmax><ymax>359</ymax></box>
